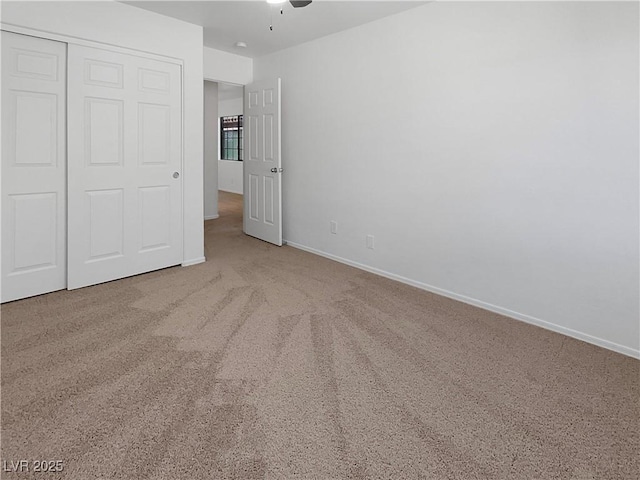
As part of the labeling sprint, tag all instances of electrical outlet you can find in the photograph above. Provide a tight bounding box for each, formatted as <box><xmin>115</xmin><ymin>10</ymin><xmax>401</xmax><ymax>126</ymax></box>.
<box><xmin>330</xmin><ymin>221</ymin><xmax>338</xmax><ymax>234</ymax></box>
<box><xmin>366</xmin><ymin>235</ymin><xmax>375</xmax><ymax>249</ymax></box>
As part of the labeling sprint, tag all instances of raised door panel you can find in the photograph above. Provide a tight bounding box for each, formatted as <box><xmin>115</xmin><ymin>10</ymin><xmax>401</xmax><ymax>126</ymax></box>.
<box><xmin>9</xmin><ymin>193</ymin><xmax>58</xmax><ymax>273</ymax></box>
<box><xmin>139</xmin><ymin>103</ymin><xmax>170</xmax><ymax>165</ymax></box>
<box><xmin>248</xmin><ymin>174</ymin><xmax>260</xmax><ymax>221</ymax></box>
<box><xmin>86</xmin><ymin>189</ymin><xmax>124</xmax><ymax>262</ymax></box>
<box><xmin>139</xmin><ymin>186</ymin><xmax>171</xmax><ymax>252</ymax></box>
<box><xmin>248</xmin><ymin>115</ymin><xmax>260</xmax><ymax>161</ymax></box>
<box><xmin>138</xmin><ymin>68</ymin><xmax>170</xmax><ymax>94</ymax></box>
<box><xmin>264</xmin><ymin>114</ymin><xmax>274</xmax><ymax>163</ymax></box>
<box><xmin>84</xmin><ymin>59</ymin><xmax>123</xmax><ymax>88</ymax></box>
<box><xmin>85</xmin><ymin>98</ymin><xmax>124</xmax><ymax>166</ymax></box>
<box><xmin>12</xmin><ymin>48</ymin><xmax>59</xmax><ymax>81</ymax></box>
<box><xmin>12</xmin><ymin>91</ymin><xmax>58</xmax><ymax>166</ymax></box>
<box><xmin>263</xmin><ymin>177</ymin><xmax>274</xmax><ymax>225</ymax></box>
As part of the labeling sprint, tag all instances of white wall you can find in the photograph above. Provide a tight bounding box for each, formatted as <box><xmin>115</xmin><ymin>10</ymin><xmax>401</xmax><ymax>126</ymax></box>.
<box><xmin>204</xmin><ymin>81</ymin><xmax>219</xmax><ymax>219</ymax></box>
<box><xmin>1</xmin><ymin>0</ymin><xmax>205</xmax><ymax>265</ymax></box>
<box><xmin>218</xmin><ymin>94</ymin><xmax>244</xmax><ymax>195</ymax></box>
<box><xmin>204</xmin><ymin>46</ymin><xmax>252</xmax><ymax>85</ymax></box>
<box><xmin>218</xmin><ymin>160</ymin><xmax>243</xmax><ymax>195</ymax></box>
<box><xmin>253</xmin><ymin>2</ymin><xmax>640</xmax><ymax>357</ymax></box>
<box><xmin>219</xmin><ymin>96</ymin><xmax>243</xmax><ymax>118</ymax></box>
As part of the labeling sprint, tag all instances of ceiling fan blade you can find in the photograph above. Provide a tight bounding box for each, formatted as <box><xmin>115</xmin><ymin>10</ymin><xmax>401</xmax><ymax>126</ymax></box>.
<box><xmin>290</xmin><ymin>0</ymin><xmax>312</xmax><ymax>7</ymax></box>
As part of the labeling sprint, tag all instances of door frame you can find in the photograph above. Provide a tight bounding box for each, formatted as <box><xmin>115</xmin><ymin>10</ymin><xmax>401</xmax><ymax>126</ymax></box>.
<box><xmin>0</xmin><ymin>23</ymin><xmax>188</xmax><ymax>274</ymax></box>
<box><xmin>203</xmin><ymin>79</ymin><xmax>245</xmax><ymax>223</ymax></box>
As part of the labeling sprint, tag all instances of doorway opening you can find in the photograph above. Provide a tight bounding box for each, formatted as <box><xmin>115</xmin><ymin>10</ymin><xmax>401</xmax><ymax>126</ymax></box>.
<box><xmin>217</xmin><ymin>82</ymin><xmax>245</xmax><ymax>200</ymax></box>
<box><xmin>204</xmin><ymin>80</ymin><xmax>244</xmax><ymax>226</ymax></box>
<box><xmin>204</xmin><ymin>80</ymin><xmax>244</xmax><ymax>256</ymax></box>
<box><xmin>204</xmin><ymin>77</ymin><xmax>282</xmax><ymax>247</ymax></box>
<box><xmin>217</xmin><ymin>82</ymin><xmax>244</xmax><ymax>230</ymax></box>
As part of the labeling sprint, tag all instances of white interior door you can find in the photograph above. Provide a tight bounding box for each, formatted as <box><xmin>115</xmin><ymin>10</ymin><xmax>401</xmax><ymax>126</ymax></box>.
<box><xmin>67</xmin><ymin>45</ymin><xmax>183</xmax><ymax>289</ymax></box>
<box><xmin>1</xmin><ymin>32</ymin><xmax>67</xmax><ymax>302</ymax></box>
<box><xmin>243</xmin><ymin>78</ymin><xmax>282</xmax><ymax>246</ymax></box>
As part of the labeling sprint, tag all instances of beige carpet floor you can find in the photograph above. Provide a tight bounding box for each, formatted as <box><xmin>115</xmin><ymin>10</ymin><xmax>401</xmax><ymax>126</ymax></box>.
<box><xmin>1</xmin><ymin>191</ymin><xmax>638</xmax><ymax>479</ymax></box>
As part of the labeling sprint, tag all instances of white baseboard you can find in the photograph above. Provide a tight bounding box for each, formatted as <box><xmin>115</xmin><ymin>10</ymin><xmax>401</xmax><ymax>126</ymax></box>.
<box><xmin>284</xmin><ymin>240</ymin><xmax>640</xmax><ymax>360</ymax></box>
<box><xmin>204</xmin><ymin>214</ymin><xmax>219</xmax><ymax>220</ymax></box>
<box><xmin>182</xmin><ymin>256</ymin><xmax>206</xmax><ymax>267</ymax></box>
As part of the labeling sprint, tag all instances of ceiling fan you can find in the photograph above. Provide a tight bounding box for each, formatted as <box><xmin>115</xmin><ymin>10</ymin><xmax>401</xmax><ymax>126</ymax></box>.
<box><xmin>267</xmin><ymin>0</ymin><xmax>312</xmax><ymax>30</ymax></box>
<box><xmin>268</xmin><ymin>0</ymin><xmax>313</xmax><ymax>8</ymax></box>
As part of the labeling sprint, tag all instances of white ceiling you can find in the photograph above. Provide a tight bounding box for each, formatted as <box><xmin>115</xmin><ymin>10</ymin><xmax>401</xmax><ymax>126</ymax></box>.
<box><xmin>124</xmin><ymin>1</ymin><xmax>427</xmax><ymax>58</ymax></box>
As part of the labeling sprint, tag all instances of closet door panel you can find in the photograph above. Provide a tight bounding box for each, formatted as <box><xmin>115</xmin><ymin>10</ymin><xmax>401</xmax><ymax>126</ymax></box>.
<box><xmin>67</xmin><ymin>45</ymin><xmax>183</xmax><ymax>289</ymax></box>
<box><xmin>1</xmin><ymin>32</ymin><xmax>67</xmax><ymax>303</ymax></box>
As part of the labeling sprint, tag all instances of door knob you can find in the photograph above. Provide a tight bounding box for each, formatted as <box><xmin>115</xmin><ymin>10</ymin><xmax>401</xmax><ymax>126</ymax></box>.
<box><xmin>173</xmin><ymin>172</ymin><xmax>180</xmax><ymax>178</ymax></box>
<box><xmin>270</xmin><ymin>168</ymin><xmax>283</xmax><ymax>173</ymax></box>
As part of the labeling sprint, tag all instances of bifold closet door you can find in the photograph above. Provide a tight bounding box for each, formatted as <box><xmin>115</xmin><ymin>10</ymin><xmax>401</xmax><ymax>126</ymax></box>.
<box><xmin>1</xmin><ymin>32</ymin><xmax>67</xmax><ymax>303</ymax></box>
<box><xmin>67</xmin><ymin>45</ymin><xmax>183</xmax><ymax>290</ymax></box>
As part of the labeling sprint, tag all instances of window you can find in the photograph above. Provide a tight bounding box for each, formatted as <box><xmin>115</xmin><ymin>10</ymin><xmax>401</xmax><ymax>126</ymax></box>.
<box><xmin>220</xmin><ymin>115</ymin><xmax>243</xmax><ymax>161</ymax></box>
